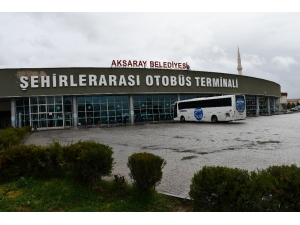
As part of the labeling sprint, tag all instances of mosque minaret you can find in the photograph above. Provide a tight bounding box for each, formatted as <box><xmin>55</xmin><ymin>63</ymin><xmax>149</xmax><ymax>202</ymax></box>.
<box><xmin>237</xmin><ymin>47</ymin><xmax>243</xmax><ymax>75</ymax></box>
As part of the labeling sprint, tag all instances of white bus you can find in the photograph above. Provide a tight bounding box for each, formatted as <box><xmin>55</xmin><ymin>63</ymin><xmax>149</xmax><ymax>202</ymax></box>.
<box><xmin>173</xmin><ymin>95</ymin><xmax>246</xmax><ymax>123</ymax></box>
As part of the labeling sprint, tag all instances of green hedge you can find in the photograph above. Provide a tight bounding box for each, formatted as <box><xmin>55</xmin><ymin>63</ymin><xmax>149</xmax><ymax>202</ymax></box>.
<box><xmin>0</xmin><ymin>140</ymin><xmax>114</xmax><ymax>186</ymax></box>
<box><xmin>189</xmin><ymin>166</ymin><xmax>249</xmax><ymax>212</ymax></box>
<box><xmin>0</xmin><ymin>126</ymin><xmax>32</xmax><ymax>149</ymax></box>
<box><xmin>189</xmin><ymin>165</ymin><xmax>300</xmax><ymax>212</ymax></box>
<box><xmin>243</xmin><ymin>165</ymin><xmax>300</xmax><ymax>211</ymax></box>
<box><xmin>127</xmin><ymin>152</ymin><xmax>166</xmax><ymax>191</ymax></box>
<box><xmin>267</xmin><ymin>164</ymin><xmax>300</xmax><ymax>211</ymax></box>
<box><xmin>63</xmin><ymin>141</ymin><xmax>114</xmax><ymax>185</ymax></box>
<box><xmin>0</xmin><ymin>141</ymin><xmax>64</xmax><ymax>182</ymax></box>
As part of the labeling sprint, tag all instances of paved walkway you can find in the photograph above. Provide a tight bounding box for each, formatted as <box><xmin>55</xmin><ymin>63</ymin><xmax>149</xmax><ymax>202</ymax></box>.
<box><xmin>25</xmin><ymin>113</ymin><xmax>300</xmax><ymax>199</ymax></box>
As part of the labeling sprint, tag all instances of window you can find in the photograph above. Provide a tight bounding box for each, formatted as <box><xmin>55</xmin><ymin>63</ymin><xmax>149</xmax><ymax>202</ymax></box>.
<box><xmin>179</xmin><ymin>97</ymin><xmax>232</xmax><ymax>109</ymax></box>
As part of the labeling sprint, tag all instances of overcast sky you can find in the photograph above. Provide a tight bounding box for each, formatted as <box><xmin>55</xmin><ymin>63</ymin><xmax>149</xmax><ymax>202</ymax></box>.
<box><xmin>1</xmin><ymin>10</ymin><xmax>300</xmax><ymax>98</ymax></box>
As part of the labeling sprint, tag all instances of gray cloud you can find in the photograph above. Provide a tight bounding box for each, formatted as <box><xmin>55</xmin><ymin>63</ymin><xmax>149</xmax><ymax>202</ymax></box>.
<box><xmin>0</xmin><ymin>12</ymin><xmax>300</xmax><ymax>98</ymax></box>
<box><xmin>271</xmin><ymin>56</ymin><xmax>298</xmax><ymax>71</ymax></box>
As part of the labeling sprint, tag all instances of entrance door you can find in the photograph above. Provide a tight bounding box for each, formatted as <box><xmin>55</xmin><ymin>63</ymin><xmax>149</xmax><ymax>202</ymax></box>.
<box><xmin>47</xmin><ymin>113</ymin><xmax>54</xmax><ymax>128</ymax></box>
<box><xmin>55</xmin><ymin>113</ymin><xmax>63</xmax><ymax>127</ymax></box>
<box><xmin>65</xmin><ymin>112</ymin><xmax>72</xmax><ymax>127</ymax></box>
<box><xmin>40</xmin><ymin>113</ymin><xmax>47</xmax><ymax>128</ymax></box>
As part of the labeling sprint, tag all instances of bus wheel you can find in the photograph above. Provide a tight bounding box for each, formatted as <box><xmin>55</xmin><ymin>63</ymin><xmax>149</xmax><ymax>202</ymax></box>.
<box><xmin>211</xmin><ymin>115</ymin><xmax>218</xmax><ymax>123</ymax></box>
<box><xmin>180</xmin><ymin>116</ymin><xmax>185</xmax><ymax>122</ymax></box>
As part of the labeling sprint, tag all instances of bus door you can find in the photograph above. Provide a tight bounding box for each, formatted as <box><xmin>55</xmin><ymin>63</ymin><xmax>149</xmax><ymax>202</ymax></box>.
<box><xmin>235</xmin><ymin>95</ymin><xmax>246</xmax><ymax>119</ymax></box>
<box><xmin>173</xmin><ymin>103</ymin><xmax>178</xmax><ymax>118</ymax></box>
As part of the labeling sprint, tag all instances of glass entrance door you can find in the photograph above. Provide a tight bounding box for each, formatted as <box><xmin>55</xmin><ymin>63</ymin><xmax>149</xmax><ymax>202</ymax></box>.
<box><xmin>40</xmin><ymin>113</ymin><xmax>47</xmax><ymax>128</ymax></box>
<box><xmin>46</xmin><ymin>113</ymin><xmax>63</xmax><ymax>128</ymax></box>
<box><xmin>65</xmin><ymin>112</ymin><xmax>72</xmax><ymax>127</ymax></box>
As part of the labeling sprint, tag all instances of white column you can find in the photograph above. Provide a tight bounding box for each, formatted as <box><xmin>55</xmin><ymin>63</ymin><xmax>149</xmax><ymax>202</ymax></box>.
<box><xmin>11</xmin><ymin>98</ymin><xmax>16</xmax><ymax>127</ymax></box>
<box><xmin>18</xmin><ymin>112</ymin><xmax>22</xmax><ymax>128</ymax></box>
<box><xmin>72</xmin><ymin>96</ymin><xmax>78</xmax><ymax>128</ymax></box>
<box><xmin>129</xmin><ymin>95</ymin><xmax>134</xmax><ymax>125</ymax></box>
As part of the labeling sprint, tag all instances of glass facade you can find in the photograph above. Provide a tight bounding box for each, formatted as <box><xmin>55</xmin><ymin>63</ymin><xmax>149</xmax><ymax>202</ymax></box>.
<box><xmin>133</xmin><ymin>94</ymin><xmax>176</xmax><ymax>122</ymax></box>
<box><xmin>16</xmin><ymin>97</ymin><xmax>30</xmax><ymax>127</ymax></box>
<box><xmin>15</xmin><ymin>96</ymin><xmax>72</xmax><ymax>128</ymax></box>
<box><xmin>269</xmin><ymin>98</ymin><xmax>275</xmax><ymax>115</ymax></box>
<box><xmin>13</xmin><ymin>94</ymin><xmax>280</xmax><ymax>129</ymax></box>
<box><xmin>259</xmin><ymin>96</ymin><xmax>268</xmax><ymax>115</ymax></box>
<box><xmin>275</xmin><ymin>98</ymin><xmax>280</xmax><ymax>114</ymax></box>
<box><xmin>246</xmin><ymin>95</ymin><xmax>257</xmax><ymax>116</ymax></box>
<box><xmin>77</xmin><ymin>95</ymin><xmax>129</xmax><ymax>126</ymax></box>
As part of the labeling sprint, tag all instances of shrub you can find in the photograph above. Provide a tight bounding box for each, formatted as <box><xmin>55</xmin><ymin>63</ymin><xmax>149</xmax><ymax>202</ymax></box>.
<box><xmin>127</xmin><ymin>152</ymin><xmax>166</xmax><ymax>191</ymax></box>
<box><xmin>14</xmin><ymin>127</ymin><xmax>27</xmax><ymax>140</ymax></box>
<box><xmin>189</xmin><ymin>166</ymin><xmax>249</xmax><ymax>212</ymax></box>
<box><xmin>0</xmin><ymin>141</ymin><xmax>64</xmax><ymax>182</ymax></box>
<box><xmin>63</xmin><ymin>141</ymin><xmax>114</xmax><ymax>185</ymax></box>
<box><xmin>240</xmin><ymin>165</ymin><xmax>300</xmax><ymax>212</ymax></box>
<box><xmin>111</xmin><ymin>174</ymin><xmax>128</xmax><ymax>197</ymax></box>
<box><xmin>189</xmin><ymin>165</ymin><xmax>300</xmax><ymax>212</ymax></box>
<box><xmin>23</xmin><ymin>126</ymin><xmax>32</xmax><ymax>133</ymax></box>
<box><xmin>0</xmin><ymin>128</ymin><xmax>20</xmax><ymax>148</ymax></box>
<box><xmin>0</xmin><ymin>126</ymin><xmax>32</xmax><ymax>149</ymax></box>
<box><xmin>240</xmin><ymin>169</ymin><xmax>277</xmax><ymax>212</ymax></box>
<box><xmin>41</xmin><ymin>141</ymin><xmax>65</xmax><ymax>178</ymax></box>
<box><xmin>265</xmin><ymin>164</ymin><xmax>300</xmax><ymax>211</ymax></box>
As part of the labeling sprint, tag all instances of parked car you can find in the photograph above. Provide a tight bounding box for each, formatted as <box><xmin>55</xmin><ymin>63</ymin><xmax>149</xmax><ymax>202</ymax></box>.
<box><xmin>291</xmin><ymin>106</ymin><xmax>300</xmax><ymax>112</ymax></box>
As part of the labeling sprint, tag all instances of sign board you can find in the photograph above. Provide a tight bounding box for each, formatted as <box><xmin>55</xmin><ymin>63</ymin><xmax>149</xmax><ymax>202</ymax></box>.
<box><xmin>111</xmin><ymin>60</ymin><xmax>189</xmax><ymax>70</ymax></box>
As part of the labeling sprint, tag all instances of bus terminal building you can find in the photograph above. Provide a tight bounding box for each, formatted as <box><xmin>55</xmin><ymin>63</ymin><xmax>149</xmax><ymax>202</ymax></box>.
<box><xmin>0</xmin><ymin>67</ymin><xmax>281</xmax><ymax>129</ymax></box>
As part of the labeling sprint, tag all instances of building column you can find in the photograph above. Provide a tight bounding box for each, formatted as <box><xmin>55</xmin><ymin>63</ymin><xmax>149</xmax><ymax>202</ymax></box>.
<box><xmin>18</xmin><ymin>112</ymin><xmax>22</xmax><ymax>128</ymax></box>
<box><xmin>11</xmin><ymin>98</ymin><xmax>16</xmax><ymax>127</ymax></box>
<box><xmin>72</xmin><ymin>96</ymin><xmax>78</xmax><ymax>128</ymax></box>
<box><xmin>256</xmin><ymin>96</ymin><xmax>260</xmax><ymax>116</ymax></box>
<box><xmin>267</xmin><ymin>97</ymin><xmax>270</xmax><ymax>115</ymax></box>
<box><xmin>129</xmin><ymin>95</ymin><xmax>134</xmax><ymax>125</ymax></box>
<box><xmin>177</xmin><ymin>93</ymin><xmax>180</xmax><ymax>101</ymax></box>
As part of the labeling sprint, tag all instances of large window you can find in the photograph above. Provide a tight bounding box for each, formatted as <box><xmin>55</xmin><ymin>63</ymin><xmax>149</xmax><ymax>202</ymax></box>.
<box><xmin>246</xmin><ymin>95</ymin><xmax>257</xmax><ymax>116</ymax></box>
<box><xmin>275</xmin><ymin>98</ymin><xmax>280</xmax><ymax>114</ymax></box>
<box><xmin>259</xmin><ymin>96</ymin><xmax>268</xmax><ymax>115</ymax></box>
<box><xmin>178</xmin><ymin>97</ymin><xmax>232</xmax><ymax>110</ymax></box>
<box><xmin>15</xmin><ymin>96</ymin><xmax>72</xmax><ymax>128</ymax></box>
<box><xmin>16</xmin><ymin>97</ymin><xmax>30</xmax><ymax>127</ymax></box>
<box><xmin>31</xmin><ymin>96</ymin><xmax>64</xmax><ymax>128</ymax></box>
<box><xmin>133</xmin><ymin>94</ymin><xmax>176</xmax><ymax>122</ymax></box>
<box><xmin>269</xmin><ymin>97</ymin><xmax>275</xmax><ymax>115</ymax></box>
<box><xmin>77</xmin><ymin>95</ymin><xmax>129</xmax><ymax>126</ymax></box>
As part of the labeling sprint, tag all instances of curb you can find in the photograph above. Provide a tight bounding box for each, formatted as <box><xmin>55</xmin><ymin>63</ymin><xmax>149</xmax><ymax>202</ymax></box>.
<box><xmin>20</xmin><ymin>131</ymin><xmax>33</xmax><ymax>144</ymax></box>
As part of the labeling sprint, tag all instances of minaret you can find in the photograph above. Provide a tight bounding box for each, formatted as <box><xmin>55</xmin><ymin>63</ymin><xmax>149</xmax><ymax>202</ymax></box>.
<box><xmin>237</xmin><ymin>47</ymin><xmax>243</xmax><ymax>75</ymax></box>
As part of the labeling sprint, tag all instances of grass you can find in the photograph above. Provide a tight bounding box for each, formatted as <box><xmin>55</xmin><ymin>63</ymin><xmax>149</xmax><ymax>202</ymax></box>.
<box><xmin>0</xmin><ymin>177</ymin><xmax>192</xmax><ymax>212</ymax></box>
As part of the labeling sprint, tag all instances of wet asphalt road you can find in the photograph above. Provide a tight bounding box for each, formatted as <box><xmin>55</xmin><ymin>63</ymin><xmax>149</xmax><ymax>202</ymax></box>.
<box><xmin>25</xmin><ymin>112</ymin><xmax>300</xmax><ymax>198</ymax></box>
